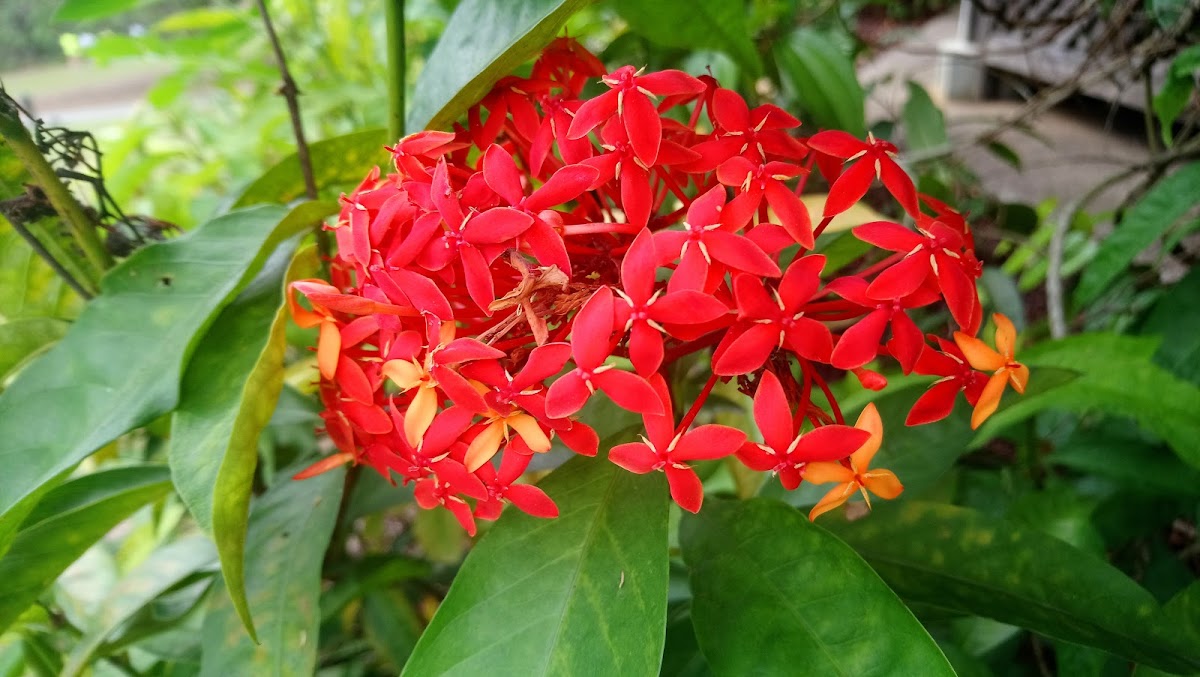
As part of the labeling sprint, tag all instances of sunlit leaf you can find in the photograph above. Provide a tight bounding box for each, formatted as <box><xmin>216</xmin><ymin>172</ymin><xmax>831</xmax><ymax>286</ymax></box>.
<box><xmin>407</xmin><ymin>0</ymin><xmax>594</xmax><ymax>132</ymax></box>
<box><xmin>0</xmin><ymin>205</ymin><xmax>311</xmax><ymax>542</ymax></box>
<box><xmin>0</xmin><ymin>466</ymin><xmax>172</xmax><ymax>633</ymax></box>
<box><xmin>402</xmin><ymin>447</ymin><xmax>669</xmax><ymax>676</ymax></box>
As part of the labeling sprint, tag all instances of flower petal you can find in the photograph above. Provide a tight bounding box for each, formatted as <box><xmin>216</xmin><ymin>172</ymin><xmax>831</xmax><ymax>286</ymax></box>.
<box><xmin>970</xmin><ymin>370</ymin><xmax>1009</xmax><ymax>430</ymax></box>
<box><xmin>506</xmin><ymin>484</ymin><xmax>559</xmax><ymax>518</ymax></box>
<box><xmin>665</xmin><ymin>464</ymin><xmax>704</xmax><ymax>513</ymax></box>
<box><xmin>753</xmin><ymin>370</ymin><xmax>795</xmax><ymax>454</ymax></box>
<box><xmin>672</xmin><ymin>424</ymin><xmax>747</xmax><ymax>461</ymax></box>
<box><xmin>610</xmin><ymin>442</ymin><xmax>658</xmax><ymax>474</ymax></box>
<box><xmin>594</xmin><ymin>368</ymin><xmax>664</xmax><ymax>416</ymax></box>
<box><xmin>544</xmin><ymin>370</ymin><xmax>591</xmax><ymax>419</ymax></box>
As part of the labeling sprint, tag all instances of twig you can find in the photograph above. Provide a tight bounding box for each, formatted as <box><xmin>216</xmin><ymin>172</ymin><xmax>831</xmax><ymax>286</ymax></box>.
<box><xmin>0</xmin><ymin>93</ymin><xmax>112</xmax><ymax>290</ymax></box>
<box><xmin>3</xmin><ymin>211</ymin><xmax>93</xmax><ymax>299</ymax></box>
<box><xmin>1045</xmin><ymin>137</ymin><xmax>1200</xmax><ymax>337</ymax></box>
<box><xmin>254</xmin><ymin>0</ymin><xmax>331</xmax><ymax>264</ymax></box>
<box><xmin>385</xmin><ymin>0</ymin><xmax>407</xmax><ymax>140</ymax></box>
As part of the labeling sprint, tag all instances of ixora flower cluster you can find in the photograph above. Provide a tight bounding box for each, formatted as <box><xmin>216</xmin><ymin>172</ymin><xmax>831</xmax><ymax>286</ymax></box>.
<box><xmin>288</xmin><ymin>38</ymin><xmax>1028</xmax><ymax>532</ymax></box>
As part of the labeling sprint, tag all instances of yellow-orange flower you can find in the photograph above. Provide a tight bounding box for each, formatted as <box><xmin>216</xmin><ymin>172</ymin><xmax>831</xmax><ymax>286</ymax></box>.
<box><xmin>802</xmin><ymin>403</ymin><xmax>903</xmax><ymax>521</ymax></box>
<box><xmin>464</xmin><ymin>410</ymin><xmax>552</xmax><ymax>472</ymax></box>
<box><xmin>953</xmin><ymin>313</ymin><xmax>1029</xmax><ymax>429</ymax></box>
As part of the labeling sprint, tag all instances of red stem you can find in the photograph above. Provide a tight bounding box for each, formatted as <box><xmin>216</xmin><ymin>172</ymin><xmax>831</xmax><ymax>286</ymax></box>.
<box><xmin>675</xmin><ymin>373</ymin><xmax>719</xmax><ymax>434</ymax></box>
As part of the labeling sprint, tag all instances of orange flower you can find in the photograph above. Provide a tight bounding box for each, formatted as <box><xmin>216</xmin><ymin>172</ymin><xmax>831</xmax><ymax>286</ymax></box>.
<box><xmin>802</xmin><ymin>403</ymin><xmax>903</xmax><ymax>521</ymax></box>
<box><xmin>464</xmin><ymin>409</ymin><xmax>552</xmax><ymax>472</ymax></box>
<box><xmin>953</xmin><ymin>313</ymin><xmax>1029</xmax><ymax>429</ymax></box>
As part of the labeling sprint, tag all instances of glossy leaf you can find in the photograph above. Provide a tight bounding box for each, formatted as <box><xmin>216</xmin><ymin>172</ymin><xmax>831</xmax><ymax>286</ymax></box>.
<box><xmin>1051</xmin><ymin>421</ymin><xmax>1200</xmax><ymax>497</ymax></box>
<box><xmin>617</xmin><ymin>0</ymin><xmax>761</xmax><ymax>78</ymax></box>
<box><xmin>199</xmin><ymin>465</ymin><xmax>344</xmax><ymax>677</ymax></box>
<box><xmin>902</xmin><ymin>81</ymin><xmax>948</xmax><ymax>152</ymax></box>
<box><xmin>0</xmin><ymin>204</ymin><xmax>313</xmax><ymax>540</ymax></box>
<box><xmin>170</xmin><ymin>237</ymin><xmax>327</xmax><ymax>641</ymax></box>
<box><xmin>1075</xmin><ymin>162</ymin><xmax>1200</xmax><ymax>305</ymax></box>
<box><xmin>774</xmin><ymin>28</ymin><xmax>866</xmax><ymax>137</ymax></box>
<box><xmin>407</xmin><ymin>0</ymin><xmax>594</xmax><ymax>132</ymax></box>
<box><xmin>0</xmin><ymin>318</ymin><xmax>68</xmax><ymax>383</ymax></box>
<box><xmin>681</xmin><ymin>498</ymin><xmax>954</xmax><ymax>676</ymax></box>
<box><xmin>824</xmin><ymin>501</ymin><xmax>1200</xmax><ymax>673</ymax></box>
<box><xmin>234</xmin><ymin>129</ymin><xmax>388</xmax><ymax>208</ymax></box>
<box><xmin>60</xmin><ymin>536</ymin><xmax>217</xmax><ymax>677</ymax></box>
<box><xmin>401</xmin><ymin>447</ymin><xmax>670</xmax><ymax>676</ymax></box>
<box><xmin>973</xmin><ymin>334</ymin><xmax>1200</xmax><ymax>469</ymax></box>
<box><xmin>0</xmin><ymin>466</ymin><xmax>172</xmax><ymax>633</ymax></box>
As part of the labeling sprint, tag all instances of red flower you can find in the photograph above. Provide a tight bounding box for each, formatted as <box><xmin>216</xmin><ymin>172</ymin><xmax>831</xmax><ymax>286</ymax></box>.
<box><xmin>808</xmin><ymin>130</ymin><xmax>919</xmax><ymax>218</ymax></box>
<box><xmin>826</xmin><ymin>275</ymin><xmax>938</xmax><ymax>373</ymax></box>
<box><xmin>714</xmin><ymin>254</ymin><xmax>832</xmax><ymax>375</ymax></box>
<box><xmin>544</xmin><ymin>287</ymin><xmax>662</xmax><ymax>419</ymax></box>
<box><xmin>736</xmin><ymin>371</ymin><xmax>870</xmax><ymax>490</ymax></box>
<box><xmin>851</xmin><ymin>219</ymin><xmax>981</xmax><ymax>331</ymax></box>
<box><xmin>474</xmin><ymin>449</ymin><xmax>559</xmax><ymax>521</ymax></box>
<box><xmin>613</xmin><ymin>229</ymin><xmax>729</xmax><ymax>375</ymax></box>
<box><xmin>567</xmin><ymin>65</ymin><xmax>705</xmax><ymax>166</ymax></box>
<box><xmin>610</xmin><ymin>374</ymin><xmax>746</xmax><ymax>512</ymax></box>
<box><xmin>717</xmin><ymin>156</ymin><xmax>814</xmax><ymax>248</ymax></box>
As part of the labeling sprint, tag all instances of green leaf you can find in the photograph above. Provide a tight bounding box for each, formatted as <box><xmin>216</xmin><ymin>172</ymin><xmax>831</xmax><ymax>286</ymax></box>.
<box><xmin>774</xmin><ymin>28</ymin><xmax>866</xmax><ymax>137</ymax></box>
<box><xmin>0</xmin><ymin>204</ymin><xmax>313</xmax><ymax>540</ymax></box>
<box><xmin>0</xmin><ymin>466</ymin><xmax>172</xmax><ymax>633</ymax></box>
<box><xmin>60</xmin><ymin>536</ymin><xmax>217</xmax><ymax>677</ymax></box>
<box><xmin>170</xmin><ymin>234</ymin><xmax>328</xmax><ymax>642</ymax></box>
<box><xmin>824</xmin><ymin>501</ymin><xmax>1200</xmax><ymax>673</ymax></box>
<box><xmin>199</xmin><ymin>465</ymin><xmax>344</xmax><ymax>677</ymax></box>
<box><xmin>233</xmin><ymin>130</ymin><xmax>387</xmax><ymax>208</ymax></box>
<box><xmin>153</xmin><ymin>7</ymin><xmax>245</xmax><ymax>33</ymax></box>
<box><xmin>0</xmin><ymin>318</ymin><xmax>67</xmax><ymax>383</ymax></box>
<box><xmin>362</xmin><ymin>590</ymin><xmax>424</xmax><ymax>671</ymax></box>
<box><xmin>401</xmin><ymin>449</ymin><xmax>670</xmax><ymax>676</ymax></box>
<box><xmin>973</xmin><ymin>334</ymin><xmax>1200</xmax><ymax>468</ymax></box>
<box><xmin>53</xmin><ymin>0</ymin><xmax>141</xmax><ymax>22</ymax></box>
<box><xmin>681</xmin><ymin>499</ymin><xmax>954</xmax><ymax>676</ymax></box>
<box><xmin>1075</xmin><ymin>162</ymin><xmax>1200</xmax><ymax>305</ymax></box>
<box><xmin>1051</xmin><ymin>421</ymin><xmax>1200</xmax><ymax>497</ymax></box>
<box><xmin>616</xmin><ymin>0</ymin><xmax>761</xmax><ymax>79</ymax></box>
<box><xmin>407</xmin><ymin>0</ymin><xmax>594</xmax><ymax>132</ymax></box>
<box><xmin>1141</xmin><ymin>267</ymin><xmax>1200</xmax><ymax>387</ymax></box>
<box><xmin>902</xmin><ymin>81</ymin><xmax>948</xmax><ymax>152</ymax></box>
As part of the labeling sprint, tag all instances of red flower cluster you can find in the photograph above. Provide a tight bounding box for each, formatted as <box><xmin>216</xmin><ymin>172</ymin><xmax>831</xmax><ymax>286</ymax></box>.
<box><xmin>289</xmin><ymin>38</ymin><xmax>1027</xmax><ymax>531</ymax></box>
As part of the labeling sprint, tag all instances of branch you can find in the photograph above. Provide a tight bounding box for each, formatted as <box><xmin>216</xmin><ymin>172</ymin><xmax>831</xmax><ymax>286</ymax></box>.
<box><xmin>254</xmin><ymin>0</ymin><xmax>331</xmax><ymax>263</ymax></box>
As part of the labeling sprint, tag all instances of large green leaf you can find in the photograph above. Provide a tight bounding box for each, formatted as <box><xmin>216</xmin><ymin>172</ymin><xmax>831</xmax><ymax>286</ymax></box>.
<box><xmin>681</xmin><ymin>499</ymin><xmax>954</xmax><ymax>676</ymax></box>
<box><xmin>973</xmin><ymin>334</ymin><xmax>1200</xmax><ymax>468</ymax></box>
<box><xmin>0</xmin><ymin>318</ymin><xmax>68</xmax><ymax>383</ymax></box>
<box><xmin>0</xmin><ymin>204</ymin><xmax>316</xmax><ymax>538</ymax></box>
<box><xmin>60</xmin><ymin>535</ymin><xmax>217</xmax><ymax>677</ymax></box>
<box><xmin>407</xmin><ymin>0</ymin><xmax>593</xmax><ymax>132</ymax></box>
<box><xmin>401</xmin><ymin>449</ymin><xmax>670</xmax><ymax>676</ymax></box>
<box><xmin>1141</xmin><ymin>267</ymin><xmax>1200</xmax><ymax>387</ymax></box>
<box><xmin>824</xmin><ymin>501</ymin><xmax>1200</xmax><ymax>673</ymax></box>
<box><xmin>199</xmin><ymin>466</ymin><xmax>344</xmax><ymax>677</ymax></box>
<box><xmin>171</xmin><ymin>237</ymin><xmax>327</xmax><ymax>642</ymax></box>
<box><xmin>0</xmin><ymin>466</ymin><xmax>172</xmax><ymax>633</ymax></box>
<box><xmin>1075</xmin><ymin>162</ymin><xmax>1200</xmax><ymax>305</ymax></box>
<box><xmin>616</xmin><ymin>0</ymin><xmax>761</xmax><ymax>79</ymax></box>
<box><xmin>774</xmin><ymin>28</ymin><xmax>866</xmax><ymax>137</ymax></box>
<box><xmin>233</xmin><ymin>130</ymin><xmax>387</xmax><ymax>208</ymax></box>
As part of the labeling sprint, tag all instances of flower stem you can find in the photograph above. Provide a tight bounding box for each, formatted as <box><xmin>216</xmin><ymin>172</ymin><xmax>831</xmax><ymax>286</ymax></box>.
<box><xmin>386</xmin><ymin>0</ymin><xmax>407</xmax><ymax>140</ymax></box>
<box><xmin>675</xmin><ymin>373</ymin><xmax>719</xmax><ymax>434</ymax></box>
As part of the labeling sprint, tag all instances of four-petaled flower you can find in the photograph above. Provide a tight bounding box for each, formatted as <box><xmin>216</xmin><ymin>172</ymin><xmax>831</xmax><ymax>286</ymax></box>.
<box><xmin>953</xmin><ymin>313</ymin><xmax>1029</xmax><ymax>429</ymax></box>
<box><xmin>803</xmin><ymin>403</ymin><xmax>904</xmax><ymax>520</ymax></box>
<box><xmin>610</xmin><ymin>374</ymin><xmax>747</xmax><ymax>512</ymax></box>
